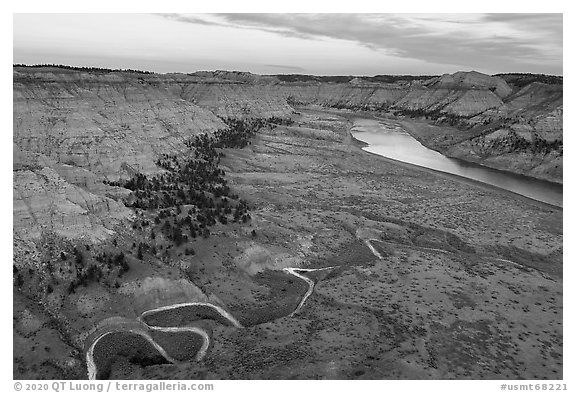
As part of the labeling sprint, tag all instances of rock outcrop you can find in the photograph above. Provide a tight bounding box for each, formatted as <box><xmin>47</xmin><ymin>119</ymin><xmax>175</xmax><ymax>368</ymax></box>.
<box><xmin>14</xmin><ymin>68</ymin><xmax>226</xmax><ymax>179</ymax></box>
<box><xmin>13</xmin><ymin>163</ymin><xmax>132</xmax><ymax>242</ymax></box>
<box><xmin>13</xmin><ymin>67</ymin><xmax>226</xmax><ymax>241</ymax></box>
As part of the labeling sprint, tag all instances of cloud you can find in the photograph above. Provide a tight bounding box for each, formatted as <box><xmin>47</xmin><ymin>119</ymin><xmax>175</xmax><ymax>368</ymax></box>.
<box><xmin>157</xmin><ymin>13</ymin><xmax>224</xmax><ymax>27</ymax></box>
<box><xmin>158</xmin><ymin>13</ymin><xmax>562</xmax><ymax>74</ymax></box>
<box><xmin>264</xmin><ymin>64</ymin><xmax>306</xmax><ymax>73</ymax></box>
<box><xmin>483</xmin><ymin>13</ymin><xmax>562</xmax><ymax>30</ymax></box>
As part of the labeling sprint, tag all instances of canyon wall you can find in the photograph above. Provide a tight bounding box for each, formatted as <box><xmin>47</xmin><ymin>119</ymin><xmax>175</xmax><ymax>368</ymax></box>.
<box><xmin>13</xmin><ymin>67</ymin><xmax>562</xmax><ymax>240</ymax></box>
<box><xmin>13</xmin><ymin>67</ymin><xmax>225</xmax><ymax>241</ymax></box>
<box><xmin>180</xmin><ymin>70</ymin><xmax>563</xmax><ymax>183</ymax></box>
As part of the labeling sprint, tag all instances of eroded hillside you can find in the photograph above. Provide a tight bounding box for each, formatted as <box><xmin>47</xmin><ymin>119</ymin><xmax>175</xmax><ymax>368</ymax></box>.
<box><xmin>15</xmin><ymin>67</ymin><xmax>563</xmax><ymax>183</ymax></box>
<box><xmin>186</xmin><ymin>70</ymin><xmax>563</xmax><ymax>182</ymax></box>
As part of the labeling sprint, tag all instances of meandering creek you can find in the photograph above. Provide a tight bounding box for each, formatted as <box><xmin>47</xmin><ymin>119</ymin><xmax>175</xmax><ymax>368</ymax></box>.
<box><xmin>86</xmin><ymin>302</ymin><xmax>242</xmax><ymax>379</ymax></box>
<box><xmin>351</xmin><ymin>118</ymin><xmax>563</xmax><ymax>207</ymax></box>
<box><xmin>86</xmin><ymin>235</ymin><xmax>538</xmax><ymax>380</ymax></box>
<box><xmin>282</xmin><ymin>267</ymin><xmax>337</xmax><ymax>316</ymax></box>
<box><xmin>86</xmin><ymin>267</ymin><xmax>336</xmax><ymax>379</ymax></box>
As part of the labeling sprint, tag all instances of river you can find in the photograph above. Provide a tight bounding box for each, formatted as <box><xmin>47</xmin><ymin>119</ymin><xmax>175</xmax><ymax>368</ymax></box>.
<box><xmin>351</xmin><ymin>118</ymin><xmax>563</xmax><ymax>208</ymax></box>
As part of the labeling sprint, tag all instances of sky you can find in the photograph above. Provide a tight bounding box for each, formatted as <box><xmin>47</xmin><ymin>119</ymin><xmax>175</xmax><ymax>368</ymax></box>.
<box><xmin>13</xmin><ymin>13</ymin><xmax>563</xmax><ymax>76</ymax></box>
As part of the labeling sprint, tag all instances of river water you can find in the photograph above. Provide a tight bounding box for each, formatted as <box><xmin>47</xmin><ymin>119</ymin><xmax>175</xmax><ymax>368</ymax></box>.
<box><xmin>351</xmin><ymin>118</ymin><xmax>563</xmax><ymax>208</ymax></box>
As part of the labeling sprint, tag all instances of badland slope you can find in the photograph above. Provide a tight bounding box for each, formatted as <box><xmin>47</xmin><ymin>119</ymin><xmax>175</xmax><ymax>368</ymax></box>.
<box><xmin>187</xmin><ymin>70</ymin><xmax>563</xmax><ymax>182</ymax></box>
<box><xmin>13</xmin><ymin>66</ymin><xmax>563</xmax><ymax>242</ymax></box>
<box><xmin>15</xmin><ymin>66</ymin><xmax>562</xmax><ymax>184</ymax></box>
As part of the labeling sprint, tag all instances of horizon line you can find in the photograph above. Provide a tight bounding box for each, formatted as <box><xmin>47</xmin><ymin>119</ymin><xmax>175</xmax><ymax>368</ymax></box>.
<box><xmin>12</xmin><ymin>63</ymin><xmax>564</xmax><ymax>78</ymax></box>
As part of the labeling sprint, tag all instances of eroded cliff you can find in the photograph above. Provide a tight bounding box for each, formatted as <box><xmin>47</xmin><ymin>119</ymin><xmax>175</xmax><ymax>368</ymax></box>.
<box><xmin>13</xmin><ymin>66</ymin><xmax>563</xmax><ymax>242</ymax></box>
<box><xmin>194</xmin><ymin>70</ymin><xmax>562</xmax><ymax>182</ymax></box>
